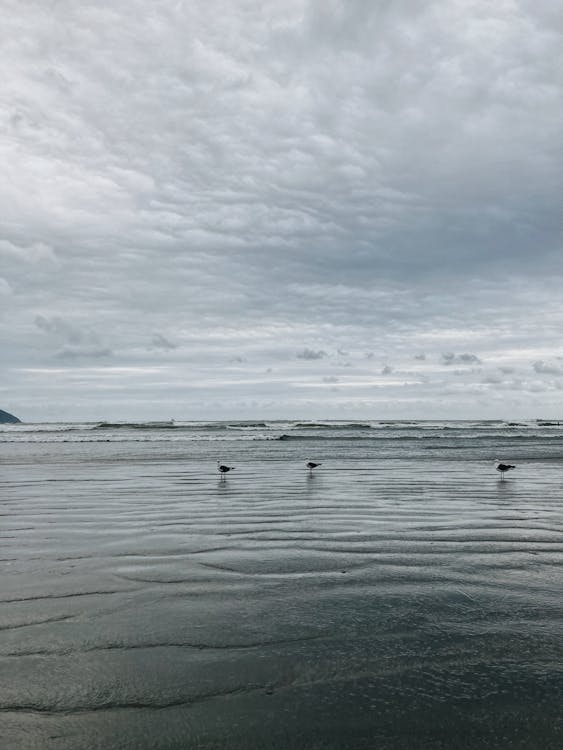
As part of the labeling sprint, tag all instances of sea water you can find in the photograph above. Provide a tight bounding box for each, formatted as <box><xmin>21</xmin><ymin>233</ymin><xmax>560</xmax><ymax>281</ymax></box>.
<box><xmin>1</xmin><ymin>420</ymin><xmax>562</xmax><ymax>749</ymax></box>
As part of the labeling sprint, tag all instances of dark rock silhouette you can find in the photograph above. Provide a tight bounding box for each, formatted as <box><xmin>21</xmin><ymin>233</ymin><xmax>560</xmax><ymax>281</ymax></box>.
<box><xmin>0</xmin><ymin>409</ymin><xmax>21</xmax><ymax>423</ymax></box>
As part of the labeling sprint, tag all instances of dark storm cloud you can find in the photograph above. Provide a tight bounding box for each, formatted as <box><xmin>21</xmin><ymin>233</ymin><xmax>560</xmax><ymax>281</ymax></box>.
<box><xmin>2</xmin><ymin>0</ymin><xmax>563</xmax><ymax>419</ymax></box>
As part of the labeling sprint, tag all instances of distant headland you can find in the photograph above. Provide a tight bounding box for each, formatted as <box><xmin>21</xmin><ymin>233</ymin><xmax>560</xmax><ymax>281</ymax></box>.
<box><xmin>0</xmin><ymin>409</ymin><xmax>21</xmax><ymax>424</ymax></box>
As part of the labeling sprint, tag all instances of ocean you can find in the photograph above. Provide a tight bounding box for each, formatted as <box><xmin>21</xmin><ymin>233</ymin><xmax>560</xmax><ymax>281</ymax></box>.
<box><xmin>1</xmin><ymin>420</ymin><xmax>562</xmax><ymax>749</ymax></box>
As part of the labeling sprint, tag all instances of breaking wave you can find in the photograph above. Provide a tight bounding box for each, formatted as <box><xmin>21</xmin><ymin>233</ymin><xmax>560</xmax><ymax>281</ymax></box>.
<box><xmin>94</xmin><ymin>421</ymin><xmax>178</xmax><ymax>430</ymax></box>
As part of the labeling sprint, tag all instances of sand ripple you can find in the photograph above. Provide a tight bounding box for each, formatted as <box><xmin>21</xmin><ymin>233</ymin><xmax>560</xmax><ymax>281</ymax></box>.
<box><xmin>1</xmin><ymin>449</ymin><xmax>562</xmax><ymax>749</ymax></box>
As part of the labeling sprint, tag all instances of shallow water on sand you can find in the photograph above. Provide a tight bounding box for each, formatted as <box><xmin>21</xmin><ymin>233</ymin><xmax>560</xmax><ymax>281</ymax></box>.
<box><xmin>1</xmin><ymin>423</ymin><xmax>563</xmax><ymax>749</ymax></box>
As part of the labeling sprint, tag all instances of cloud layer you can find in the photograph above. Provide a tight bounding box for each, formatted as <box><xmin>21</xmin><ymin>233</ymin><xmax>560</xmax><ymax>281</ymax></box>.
<box><xmin>1</xmin><ymin>0</ymin><xmax>563</xmax><ymax>420</ymax></box>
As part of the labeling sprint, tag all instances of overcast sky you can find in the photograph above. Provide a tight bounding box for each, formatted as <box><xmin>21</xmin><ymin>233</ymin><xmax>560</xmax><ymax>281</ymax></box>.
<box><xmin>1</xmin><ymin>0</ymin><xmax>563</xmax><ymax>421</ymax></box>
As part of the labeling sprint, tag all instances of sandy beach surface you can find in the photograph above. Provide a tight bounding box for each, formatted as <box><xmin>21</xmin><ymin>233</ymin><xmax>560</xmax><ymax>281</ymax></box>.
<box><xmin>1</xmin><ymin>421</ymin><xmax>562</xmax><ymax>749</ymax></box>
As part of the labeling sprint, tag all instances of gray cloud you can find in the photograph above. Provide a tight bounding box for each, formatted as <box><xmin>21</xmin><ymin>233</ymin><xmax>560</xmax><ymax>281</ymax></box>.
<box><xmin>150</xmin><ymin>333</ymin><xmax>177</xmax><ymax>350</ymax></box>
<box><xmin>532</xmin><ymin>360</ymin><xmax>563</xmax><ymax>375</ymax></box>
<box><xmin>441</xmin><ymin>353</ymin><xmax>482</xmax><ymax>366</ymax></box>
<box><xmin>296</xmin><ymin>348</ymin><xmax>328</xmax><ymax>360</ymax></box>
<box><xmin>2</xmin><ymin>0</ymin><xmax>563</xmax><ymax>419</ymax></box>
<box><xmin>0</xmin><ymin>240</ymin><xmax>58</xmax><ymax>265</ymax></box>
<box><xmin>481</xmin><ymin>371</ymin><xmax>503</xmax><ymax>385</ymax></box>
<box><xmin>55</xmin><ymin>346</ymin><xmax>113</xmax><ymax>360</ymax></box>
<box><xmin>35</xmin><ymin>315</ymin><xmax>101</xmax><ymax>346</ymax></box>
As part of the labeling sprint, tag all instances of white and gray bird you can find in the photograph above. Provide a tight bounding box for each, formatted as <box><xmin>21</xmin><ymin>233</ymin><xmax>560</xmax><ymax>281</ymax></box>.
<box><xmin>495</xmin><ymin>460</ymin><xmax>516</xmax><ymax>479</ymax></box>
<box><xmin>306</xmin><ymin>461</ymin><xmax>321</xmax><ymax>475</ymax></box>
<box><xmin>217</xmin><ymin>461</ymin><xmax>235</xmax><ymax>477</ymax></box>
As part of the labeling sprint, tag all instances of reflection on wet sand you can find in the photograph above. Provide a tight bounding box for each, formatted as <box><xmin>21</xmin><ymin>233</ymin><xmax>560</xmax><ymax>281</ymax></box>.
<box><xmin>1</xmin><ymin>429</ymin><xmax>562</xmax><ymax>749</ymax></box>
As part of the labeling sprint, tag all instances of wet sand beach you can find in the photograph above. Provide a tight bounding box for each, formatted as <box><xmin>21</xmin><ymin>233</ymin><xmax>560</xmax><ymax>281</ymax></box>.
<box><xmin>1</xmin><ymin>421</ymin><xmax>562</xmax><ymax>749</ymax></box>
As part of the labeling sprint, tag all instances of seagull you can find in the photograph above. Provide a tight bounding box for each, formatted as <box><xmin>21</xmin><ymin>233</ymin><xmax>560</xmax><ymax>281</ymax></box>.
<box><xmin>306</xmin><ymin>461</ymin><xmax>321</xmax><ymax>475</ymax></box>
<box><xmin>495</xmin><ymin>460</ymin><xmax>516</xmax><ymax>480</ymax></box>
<box><xmin>217</xmin><ymin>461</ymin><xmax>235</xmax><ymax>478</ymax></box>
